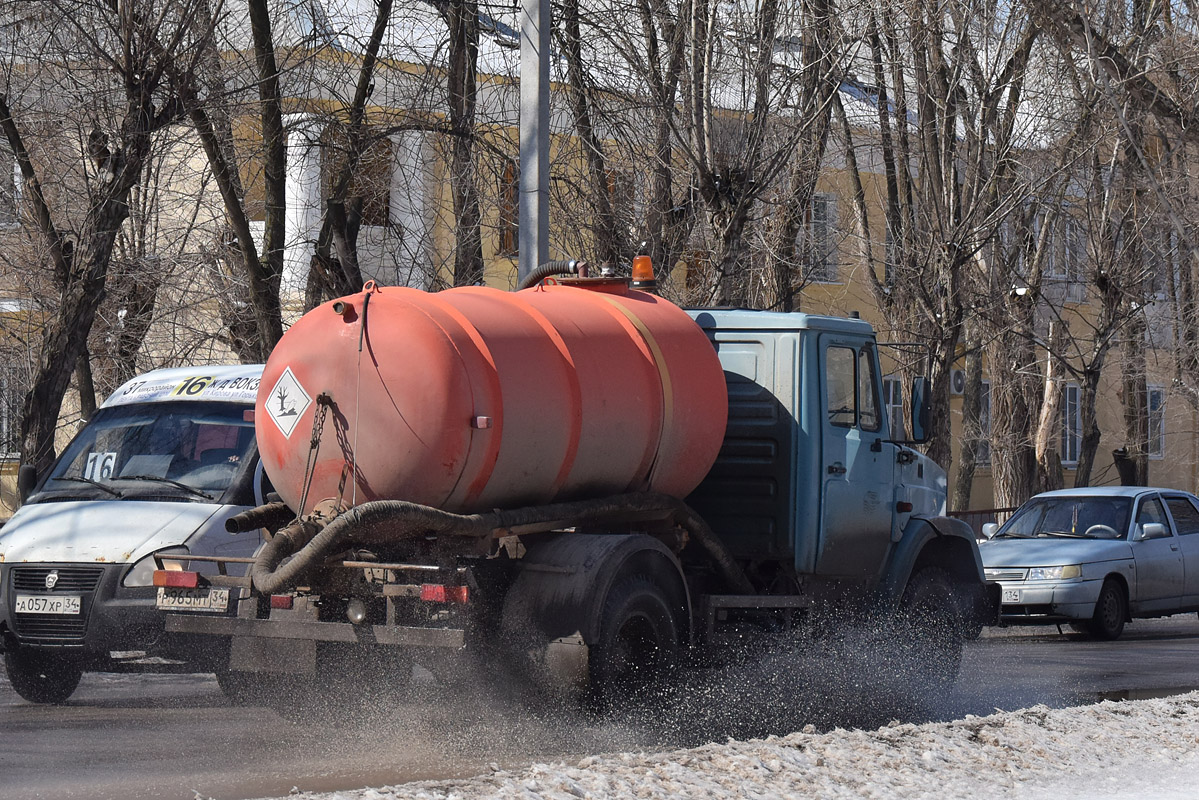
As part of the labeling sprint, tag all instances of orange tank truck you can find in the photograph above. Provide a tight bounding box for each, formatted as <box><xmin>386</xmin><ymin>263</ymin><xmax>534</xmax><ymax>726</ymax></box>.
<box><xmin>161</xmin><ymin>267</ymin><xmax>996</xmax><ymax>713</ymax></box>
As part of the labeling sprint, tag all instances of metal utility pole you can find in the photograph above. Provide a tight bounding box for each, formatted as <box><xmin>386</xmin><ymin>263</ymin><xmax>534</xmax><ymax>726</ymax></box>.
<box><xmin>518</xmin><ymin>0</ymin><xmax>550</xmax><ymax>284</ymax></box>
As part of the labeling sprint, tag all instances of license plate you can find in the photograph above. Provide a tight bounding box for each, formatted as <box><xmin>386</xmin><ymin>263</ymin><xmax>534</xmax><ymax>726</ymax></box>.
<box><xmin>156</xmin><ymin>586</ymin><xmax>230</xmax><ymax>613</ymax></box>
<box><xmin>1002</xmin><ymin>588</ymin><xmax>1021</xmax><ymax>603</ymax></box>
<box><xmin>15</xmin><ymin>594</ymin><xmax>81</xmax><ymax>615</ymax></box>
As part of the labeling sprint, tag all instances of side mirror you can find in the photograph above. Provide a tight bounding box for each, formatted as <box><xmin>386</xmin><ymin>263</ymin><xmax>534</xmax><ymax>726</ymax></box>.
<box><xmin>1136</xmin><ymin>522</ymin><xmax>1168</xmax><ymax>541</ymax></box>
<box><xmin>17</xmin><ymin>464</ymin><xmax>37</xmax><ymax>504</ymax></box>
<box><xmin>910</xmin><ymin>376</ymin><xmax>931</xmax><ymax>444</ymax></box>
<box><xmin>981</xmin><ymin>522</ymin><xmax>999</xmax><ymax>539</ymax></box>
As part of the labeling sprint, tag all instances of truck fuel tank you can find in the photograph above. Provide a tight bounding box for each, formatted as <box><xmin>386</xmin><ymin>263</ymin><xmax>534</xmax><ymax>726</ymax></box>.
<box><xmin>256</xmin><ymin>281</ymin><xmax>729</xmax><ymax>515</ymax></box>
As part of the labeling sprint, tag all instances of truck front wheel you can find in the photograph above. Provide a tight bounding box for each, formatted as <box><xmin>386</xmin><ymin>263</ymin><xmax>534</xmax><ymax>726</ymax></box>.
<box><xmin>5</xmin><ymin>649</ymin><xmax>83</xmax><ymax>704</ymax></box>
<box><xmin>590</xmin><ymin>575</ymin><xmax>680</xmax><ymax>711</ymax></box>
<box><xmin>896</xmin><ymin>566</ymin><xmax>965</xmax><ymax>693</ymax></box>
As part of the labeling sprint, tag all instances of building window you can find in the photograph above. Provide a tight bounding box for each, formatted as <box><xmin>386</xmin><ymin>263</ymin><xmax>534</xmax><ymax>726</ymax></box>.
<box><xmin>883</xmin><ymin>375</ymin><xmax>904</xmax><ymax>439</ymax></box>
<box><xmin>1148</xmin><ymin>385</ymin><xmax>1165</xmax><ymax>460</ymax></box>
<box><xmin>605</xmin><ymin>167</ymin><xmax>635</xmax><ymax>229</ymax></box>
<box><xmin>0</xmin><ymin>363</ymin><xmax>25</xmax><ymax>458</ymax></box>
<box><xmin>1061</xmin><ymin>383</ymin><xmax>1081</xmax><ymax>466</ymax></box>
<box><xmin>977</xmin><ymin>380</ymin><xmax>991</xmax><ymax>466</ymax></box>
<box><xmin>0</xmin><ymin>152</ymin><xmax>18</xmax><ymax>227</ymax></box>
<box><xmin>497</xmin><ymin>159</ymin><xmax>518</xmax><ymax>258</ymax></box>
<box><xmin>322</xmin><ymin>132</ymin><xmax>392</xmax><ymax>227</ymax></box>
<box><xmin>801</xmin><ymin>193</ymin><xmax>837</xmax><ymax>283</ymax></box>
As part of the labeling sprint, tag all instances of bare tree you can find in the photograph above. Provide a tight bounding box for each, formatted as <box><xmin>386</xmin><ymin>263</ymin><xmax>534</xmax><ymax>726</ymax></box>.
<box><xmin>839</xmin><ymin>0</ymin><xmax>1040</xmax><ymax>474</ymax></box>
<box><xmin>0</xmin><ymin>0</ymin><xmax>206</xmax><ymax>475</ymax></box>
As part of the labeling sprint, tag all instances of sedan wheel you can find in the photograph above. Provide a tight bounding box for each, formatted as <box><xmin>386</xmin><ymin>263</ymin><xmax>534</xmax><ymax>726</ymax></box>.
<box><xmin>1085</xmin><ymin>579</ymin><xmax>1127</xmax><ymax>641</ymax></box>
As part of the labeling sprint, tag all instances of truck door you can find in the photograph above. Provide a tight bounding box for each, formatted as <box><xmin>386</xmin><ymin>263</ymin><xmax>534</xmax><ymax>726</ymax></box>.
<box><xmin>816</xmin><ymin>337</ymin><xmax>895</xmax><ymax>579</ymax></box>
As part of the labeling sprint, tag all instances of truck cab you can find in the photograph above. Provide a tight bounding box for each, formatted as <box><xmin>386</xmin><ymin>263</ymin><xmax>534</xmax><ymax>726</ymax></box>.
<box><xmin>686</xmin><ymin>310</ymin><xmax>956</xmax><ymax>604</ymax></box>
<box><xmin>0</xmin><ymin>365</ymin><xmax>266</xmax><ymax>703</ymax></box>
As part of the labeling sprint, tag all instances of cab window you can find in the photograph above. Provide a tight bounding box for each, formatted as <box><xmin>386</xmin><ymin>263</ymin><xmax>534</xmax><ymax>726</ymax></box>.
<box><xmin>858</xmin><ymin>346</ymin><xmax>881</xmax><ymax>432</ymax></box>
<box><xmin>826</xmin><ymin>347</ymin><xmax>856</xmax><ymax>427</ymax></box>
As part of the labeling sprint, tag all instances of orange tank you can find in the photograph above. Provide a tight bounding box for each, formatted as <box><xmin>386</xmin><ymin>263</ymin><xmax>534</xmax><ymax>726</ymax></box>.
<box><xmin>255</xmin><ymin>280</ymin><xmax>728</xmax><ymax>516</ymax></box>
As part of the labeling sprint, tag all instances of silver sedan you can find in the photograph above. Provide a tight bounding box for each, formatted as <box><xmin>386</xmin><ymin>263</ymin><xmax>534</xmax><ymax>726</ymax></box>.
<box><xmin>979</xmin><ymin>487</ymin><xmax>1199</xmax><ymax>639</ymax></box>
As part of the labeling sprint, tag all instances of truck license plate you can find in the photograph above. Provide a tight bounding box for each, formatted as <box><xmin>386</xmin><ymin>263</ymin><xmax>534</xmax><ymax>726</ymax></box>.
<box><xmin>15</xmin><ymin>594</ymin><xmax>81</xmax><ymax>615</ymax></box>
<box><xmin>1002</xmin><ymin>588</ymin><xmax>1021</xmax><ymax>603</ymax></box>
<box><xmin>156</xmin><ymin>586</ymin><xmax>230</xmax><ymax>613</ymax></box>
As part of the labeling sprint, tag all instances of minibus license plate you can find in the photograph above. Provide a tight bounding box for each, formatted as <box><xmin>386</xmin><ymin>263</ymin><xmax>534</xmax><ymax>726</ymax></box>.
<box><xmin>157</xmin><ymin>587</ymin><xmax>230</xmax><ymax>612</ymax></box>
<box><xmin>15</xmin><ymin>594</ymin><xmax>81</xmax><ymax>615</ymax></box>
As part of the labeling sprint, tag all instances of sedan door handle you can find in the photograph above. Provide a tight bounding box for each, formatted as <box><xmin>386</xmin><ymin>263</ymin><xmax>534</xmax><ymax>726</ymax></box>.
<box><xmin>828</xmin><ymin>463</ymin><xmax>846</xmax><ymax>475</ymax></box>
<box><xmin>1171</xmin><ymin>544</ymin><xmax>1180</xmax><ymax>551</ymax></box>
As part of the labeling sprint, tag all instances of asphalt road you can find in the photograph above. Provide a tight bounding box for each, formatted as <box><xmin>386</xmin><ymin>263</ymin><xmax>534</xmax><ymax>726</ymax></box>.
<box><xmin>4</xmin><ymin>616</ymin><xmax>1199</xmax><ymax>800</ymax></box>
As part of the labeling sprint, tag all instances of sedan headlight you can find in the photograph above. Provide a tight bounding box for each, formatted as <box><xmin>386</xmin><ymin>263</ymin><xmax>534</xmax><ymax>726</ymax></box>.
<box><xmin>1028</xmin><ymin>565</ymin><xmax>1082</xmax><ymax>581</ymax></box>
<box><xmin>122</xmin><ymin>546</ymin><xmax>190</xmax><ymax>587</ymax></box>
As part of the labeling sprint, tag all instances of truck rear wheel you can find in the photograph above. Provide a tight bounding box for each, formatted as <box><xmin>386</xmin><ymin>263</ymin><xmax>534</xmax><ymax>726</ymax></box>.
<box><xmin>590</xmin><ymin>575</ymin><xmax>680</xmax><ymax>712</ymax></box>
<box><xmin>5</xmin><ymin>649</ymin><xmax>83</xmax><ymax>704</ymax></box>
<box><xmin>896</xmin><ymin>566</ymin><xmax>965</xmax><ymax>693</ymax></box>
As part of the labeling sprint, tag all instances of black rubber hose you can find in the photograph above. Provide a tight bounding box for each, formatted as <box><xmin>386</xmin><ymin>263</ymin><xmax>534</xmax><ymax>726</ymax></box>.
<box><xmin>249</xmin><ymin>501</ymin><xmax>492</xmax><ymax>595</ymax></box>
<box><xmin>226</xmin><ymin>502</ymin><xmax>294</xmax><ymax>533</ymax></box>
<box><xmin>516</xmin><ymin>260</ymin><xmax>586</xmax><ymax>290</ymax></box>
<box><xmin>248</xmin><ymin>493</ymin><xmax>757</xmax><ymax>596</ymax></box>
<box><xmin>665</xmin><ymin>500</ymin><xmax>757</xmax><ymax>595</ymax></box>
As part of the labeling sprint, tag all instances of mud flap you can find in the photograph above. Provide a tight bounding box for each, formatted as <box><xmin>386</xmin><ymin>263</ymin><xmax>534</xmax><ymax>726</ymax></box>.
<box><xmin>543</xmin><ymin>632</ymin><xmax>590</xmax><ymax>695</ymax></box>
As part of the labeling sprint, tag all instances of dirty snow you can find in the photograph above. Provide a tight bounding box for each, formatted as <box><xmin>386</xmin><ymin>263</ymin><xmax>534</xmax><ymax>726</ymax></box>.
<box><xmin>248</xmin><ymin>691</ymin><xmax>1199</xmax><ymax>800</ymax></box>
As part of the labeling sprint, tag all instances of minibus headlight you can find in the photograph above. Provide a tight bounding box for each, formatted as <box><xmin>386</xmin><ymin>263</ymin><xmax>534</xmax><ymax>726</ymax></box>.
<box><xmin>123</xmin><ymin>547</ymin><xmax>189</xmax><ymax>587</ymax></box>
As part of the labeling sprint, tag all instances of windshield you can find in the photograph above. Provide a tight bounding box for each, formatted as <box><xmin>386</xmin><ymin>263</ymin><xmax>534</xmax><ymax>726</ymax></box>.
<box><xmin>40</xmin><ymin>401</ymin><xmax>255</xmax><ymax>502</ymax></box>
<box><xmin>996</xmin><ymin>496</ymin><xmax>1132</xmax><ymax>539</ymax></box>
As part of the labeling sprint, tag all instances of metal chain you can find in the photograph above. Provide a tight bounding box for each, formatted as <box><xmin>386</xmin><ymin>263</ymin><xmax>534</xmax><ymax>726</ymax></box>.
<box><xmin>297</xmin><ymin>393</ymin><xmax>331</xmax><ymax>516</ymax></box>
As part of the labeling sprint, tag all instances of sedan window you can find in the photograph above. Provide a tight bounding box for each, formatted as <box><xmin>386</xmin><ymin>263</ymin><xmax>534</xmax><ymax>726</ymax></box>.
<box><xmin>996</xmin><ymin>496</ymin><xmax>1131</xmax><ymax>539</ymax></box>
<box><xmin>1137</xmin><ymin>497</ymin><xmax>1169</xmax><ymax>528</ymax></box>
<box><xmin>1166</xmin><ymin>497</ymin><xmax>1199</xmax><ymax>536</ymax></box>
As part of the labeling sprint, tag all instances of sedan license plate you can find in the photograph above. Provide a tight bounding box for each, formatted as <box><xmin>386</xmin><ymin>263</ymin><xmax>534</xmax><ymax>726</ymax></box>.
<box><xmin>15</xmin><ymin>594</ymin><xmax>81</xmax><ymax>615</ymax></box>
<box><xmin>156</xmin><ymin>586</ymin><xmax>230</xmax><ymax>613</ymax></box>
<box><xmin>1002</xmin><ymin>588</ymin><xmax>1021</xmax><ymax>603</ymax></box>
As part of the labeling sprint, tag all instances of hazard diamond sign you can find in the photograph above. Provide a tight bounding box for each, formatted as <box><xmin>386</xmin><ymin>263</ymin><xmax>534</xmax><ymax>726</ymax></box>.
<box><xmin>265</xmin><ymin>367</ymin><xmax>311</xmax><ymax>438</ymax></box>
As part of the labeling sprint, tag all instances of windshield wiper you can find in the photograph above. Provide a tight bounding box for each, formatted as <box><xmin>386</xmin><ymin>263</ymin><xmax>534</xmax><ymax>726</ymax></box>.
<box><xmin>995</xmin><ymin>532</ymin><xmax>1032</xmax><ymax>538</ymax></box>
<box><xmin>120</xmin><ymin>475</ymin><xmax>214</xmax><ymax>500</ymax></box>
<box><xmin>51</xmin><ymin>475</ymin><xmax>124</xmax><ymax>498</ymax></box>
<box><xmin>1036</xmin><ymin>530</ymin><xmax>1085</xmax><ymax>538</ymax></box>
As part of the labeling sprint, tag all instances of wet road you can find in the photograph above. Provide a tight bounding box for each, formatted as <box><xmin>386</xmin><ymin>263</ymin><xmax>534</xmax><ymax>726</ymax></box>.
<box><xmin>4</xmin><ymin>616</ymin><xmax>1199</xmax><ymax>800</ymax></box>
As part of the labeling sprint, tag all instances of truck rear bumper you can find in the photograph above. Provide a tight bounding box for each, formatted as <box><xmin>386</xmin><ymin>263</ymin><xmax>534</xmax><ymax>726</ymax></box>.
<box><xmin>164</xmin><ymin>613</ymin><xmax>465</xmax><ymax>649</ymax></box>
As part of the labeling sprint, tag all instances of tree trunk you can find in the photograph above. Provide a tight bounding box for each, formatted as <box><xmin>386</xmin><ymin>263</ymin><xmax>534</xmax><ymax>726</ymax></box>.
<box><xmin>1034</xmin><ymin>321</ymin><xmax>1067</xmax><ymax>493</ymax></box>
<box><xmin>560</xmin><ymin>0</ymin><xmax>625</xmax><ymax>268</ymax></box>
<box><xmin>1120</xmin><ymin>315</ymin><xmax>1150</xmax><ymax>486</ymax></box>
<box><xmin>951</xmin><ymin>341</ymin><xmax>983</xmax><ymax>511</ymax></box>
<box><xmin>446</xmin><ymin>0</ymin><xmax>484</xmax><ymax>286</ymax></box>
<box><xmin>247</xmin><ymin>0</ymin><xmax>286</xmax><ymax>354</ymax></box>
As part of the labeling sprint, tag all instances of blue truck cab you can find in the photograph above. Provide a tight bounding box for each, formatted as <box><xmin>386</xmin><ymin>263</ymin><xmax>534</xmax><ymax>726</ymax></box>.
<box><xmin>687</xmin><ymin>309</ymin><xmax>990</xmax><ymax>618</ymax></box>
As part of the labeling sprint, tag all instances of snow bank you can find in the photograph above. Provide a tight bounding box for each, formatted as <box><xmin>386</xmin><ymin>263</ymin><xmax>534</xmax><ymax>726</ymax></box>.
<box><xmin>253</xmin><ymin>691</ymin><xmax>1199</xmax><ymax>800</ymax></box>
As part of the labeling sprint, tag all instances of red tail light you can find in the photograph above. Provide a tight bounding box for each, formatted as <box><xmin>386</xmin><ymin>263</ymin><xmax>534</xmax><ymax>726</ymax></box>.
<box><xmin>270</xmin><ymin>595</ymin><xmax>294</xmax><ymax>610</ymax></box>
<box><xmin>153</xmin><ymin>570</ymin><xmax>199</xmax><ymax>589</ymax></box>
<box><xmin>421</xmin><ymin>584</ymin><xmax>469</xmax><ymax>604</ymax></box>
